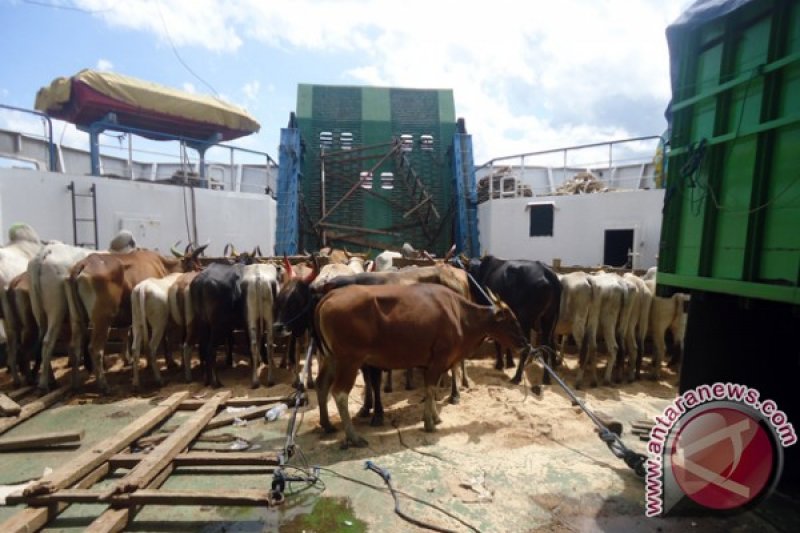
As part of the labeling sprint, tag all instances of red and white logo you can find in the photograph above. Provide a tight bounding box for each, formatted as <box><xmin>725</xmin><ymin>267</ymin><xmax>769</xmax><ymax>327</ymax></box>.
<box><xmin>670</xmin><ymin>407</ymin><xmax>774</xmax><ymax>510</ymax></box>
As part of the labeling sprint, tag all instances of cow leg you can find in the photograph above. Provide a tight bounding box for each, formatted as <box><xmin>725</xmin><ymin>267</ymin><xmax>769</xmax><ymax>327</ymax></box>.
<box><xmin>88</xmin><ymin>318</ymin><xmax>112</xmax><ymax>394</ymax></box>
<box><xmin>383</xmin><ymin>370</ymin><xmax>393</xmax><ymax>393</ymax></box>
<box><xmin>225</xmin><ymin>333</ymin><xmax>234</xmax><ymax>369</ymax></box>
<box><xmin>305</xmin><ymin>347</ymin><xmax>315</xmax><ymax>390</ymax></box>
<box><xmin>248</xmin><ymin>323</ymin><xmax>263</xmax><ymax>389</ymax></box>
<box><xmin>422</xmin><ymin>370</ymin><xmax>443</xmax><ymax>432</ymax></box>
<box><xmin>509</xmin><ymin>349</ymin><xmax>529</xmax><ymax>385</ymax></box>
<box><xmin>131</xmin><ymin>310</ymin><xmax>144</xmax><ymax>392</ymax></box>
<box><xmin>147</xmin><ymin>320</ymin><xmax>167</xmax><ymax>388</ymax></box>
<box><xmin>624</xmin><ymin>329</ymin><xmax>638</xmax><ymax>383</ymax></box>
<box><xmin>37</xmin><ymin>302</ymin><xmax>68</xmax><ymax>392</ymax></box>
<box><xmin>460</xmin><ymin>360</ymin><xmax>470</xmax><ymax>388</ymax></box>
<box><xmin>361</xmin><ymin>366</ymin><xmax>384</xmax><ymax>426</ymax></box>
<box><xmin>357</xmin><ymin>366</ymin><xmax>373</xmax><ymax>418</ymax></box>
<box><xmin>601</xmin><ymin>323</ymin><xmax>618</xmax><ymax>387</ymax></box>
<box><xmin>316</xmin><ymin>357</ymin><xmax>336</xmax><ymax>434</ymax></box>
<box><xmin>448</xmin><ymin>366</ymin><xmax>461</xmax><ymax>405</ymax></box>
<box><xmin>281</xmin><ymin>336</ymin><xmax>292</xmax><ymax>369</ymax></box>
<box><xmin>576</xmin><ymin>325</ymin><xmax>598</xmax><ymax>389</ymax></box>
<box><xmin>182</xmin><ymin>325</ymin><xmax>194</xmax><ymax>383</ymax></box>
<box><xmin>404</xmin><ymin>368</ymin><xmax>413</xmax><ymax>390</ymax></box>
<box><xmin>493</xmin><ymin>341</ymin><xmax>503</xmax><ymax>370</ymax></box>
<box><xmin>330</xmin><ymin>364</ymin><xmax>366</xmax><ymax>448</ymax></box>
<box><xmin>651</xmin><ymin>326</ymin><xmax>667</xmax><ymax>381</ymax></box>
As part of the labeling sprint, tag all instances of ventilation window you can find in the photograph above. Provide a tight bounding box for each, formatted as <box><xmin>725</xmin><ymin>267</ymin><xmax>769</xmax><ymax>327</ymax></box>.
<box><xmin>420</xmin><ymin>134</ymin><xmax>434</xmax><ymax>151</ymax></box>
<box><xmin>400</xmin><ymin>134</ymin><xmax>414</xmax><ymax>152</ymax></box>
<box><xmin>380</xmin><ymin>171</ymin><xmax>394</xmax><ymax>190</ymax></box>
<box><xmin>528</xmin><ymin>203</ymin><xmax>554</xmax><ymax>237</ymax></box>
<box><xmin>360</xmin><ymin>171</ymin><xmax>373</xmax><ymax>189</ymax></box>
<box><xmin>319</xmin><ymin>131</ymin><xmax>333</xmax><ymax>149</ymax></box>
<box><xmin>340</xmin><ymin>132</ymin><xmax>353</xmax><ymax>150</ymax></box>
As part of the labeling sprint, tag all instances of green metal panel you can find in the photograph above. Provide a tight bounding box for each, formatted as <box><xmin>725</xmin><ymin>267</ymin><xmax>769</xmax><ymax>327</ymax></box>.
<box><xmin>659</xmin><ymin>0</ymin><xmax>800</xmax><ymax>305</ymax></box>
<box><xmin>294</xmin><ymin>84</ymin><xmax>457</xmax><ymax>254</ymax></box>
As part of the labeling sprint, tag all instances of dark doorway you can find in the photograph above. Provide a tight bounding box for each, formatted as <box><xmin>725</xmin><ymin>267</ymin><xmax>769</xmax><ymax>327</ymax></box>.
<box><xmin>603</xmin><ymin>229</ymin><xmax>634</xmax><ymax>267</ymax></box>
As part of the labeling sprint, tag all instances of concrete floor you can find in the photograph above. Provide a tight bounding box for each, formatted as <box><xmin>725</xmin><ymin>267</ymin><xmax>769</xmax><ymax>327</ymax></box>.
<box><xmin>1</xmin><ymin>391</ymin><xmax>798</xmax><ymax>533</ymax></box>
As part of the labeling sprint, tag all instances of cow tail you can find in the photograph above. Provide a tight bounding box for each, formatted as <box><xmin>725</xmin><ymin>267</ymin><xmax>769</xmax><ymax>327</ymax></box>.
<box><xmin>28</xmin><ymin>258</ymin><xmax>45</xmax><ymax>331</ymax></box>
<box><xmin>67</xmin><ymin>264</ymin><xmax>88</xmax><ymax>328</ymax></box>
<box><xmin>136</xmin><ymin>284</ymin><xmax>149</xmax><ymax>349</ymax></box>
<box><xmin>543</xmin><ymin>267</ymin><xmax>562</xmax><ymax>347</ymax></box>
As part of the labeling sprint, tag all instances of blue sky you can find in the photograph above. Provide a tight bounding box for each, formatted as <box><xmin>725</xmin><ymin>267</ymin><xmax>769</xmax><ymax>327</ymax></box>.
<box><xmin>1</xmin><ymin>0</ymin><xmax>689</xmax><ymax>165</ymax></box>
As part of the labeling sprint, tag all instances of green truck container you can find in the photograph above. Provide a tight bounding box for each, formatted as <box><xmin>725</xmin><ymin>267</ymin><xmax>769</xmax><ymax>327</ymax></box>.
<box><xmin>660</xmin><ymin>0</ymin><xmax>800</xmax><ymax>481</ymax></box>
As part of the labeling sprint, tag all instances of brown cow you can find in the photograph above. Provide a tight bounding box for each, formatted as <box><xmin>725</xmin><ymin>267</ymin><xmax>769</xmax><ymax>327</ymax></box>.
<box><xmin>314</xmin><ymin>283</ymin><xmax>529</xmax><ymax>448</ymax></box>
<box><xmin>69</xmin><ymin>249</ymin><xmax>203</xmax><ymax>393</ymax></box>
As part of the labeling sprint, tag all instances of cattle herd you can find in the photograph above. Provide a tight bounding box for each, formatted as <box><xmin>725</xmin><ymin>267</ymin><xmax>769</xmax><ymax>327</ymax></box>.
<box><xmin>0</xmin><ymin>224</ymin><xmax>688</xmax><ymax>448</ymax></box>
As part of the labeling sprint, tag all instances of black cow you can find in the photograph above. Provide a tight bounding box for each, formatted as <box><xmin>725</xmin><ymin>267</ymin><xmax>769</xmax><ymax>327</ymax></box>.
<box><xmin>190</xmin><ymin>252</ymin><xmax>257</xmax><ymax>387</ymax></box>
<box><xmin>462</xmin><ymin>255</ymin><xmax>561</xmax><ymax>389</ymax></box>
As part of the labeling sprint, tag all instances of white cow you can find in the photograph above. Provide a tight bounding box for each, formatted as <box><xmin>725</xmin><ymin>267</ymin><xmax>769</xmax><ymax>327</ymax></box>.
<box><xmin>374</xmin><ymin>251</ymin><xmax>402</xmax><ymax>272</ymax></box>
<box><xmin>576</xmin><ymin>272</ymin><xmax>627</xmax><ymax>389</ymax></box>
<box><xmin>0</xmin><ymin>224</ymin><xmax>43</xmax><ymax>384</ymax></box>
<box><xmin>554</xmin><ymin>271</ymin><xmax>592</xmax><ymax>363</ymax></box>
<box><xmin>241</xmin><ymin>263</ymin><xmax>280</xmax><ymax>387</ymax></box>
<box><xmin>130</xmin><ymin>272</ymin><xmax>183</xmax><ymax>390</ymax></box>
<box><xmin>28</xmin><ymin>232</ymin><xmax>137</xmax><ymax>391</ymax></box>
<box><xmin>645</xmin><ymin>278</ymin><xmax>689</xmax><ymax>379</ymax></box>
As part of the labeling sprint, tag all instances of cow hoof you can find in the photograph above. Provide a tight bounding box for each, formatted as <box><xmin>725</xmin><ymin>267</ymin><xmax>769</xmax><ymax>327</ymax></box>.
<box><xmin>344</xmin><ymin>436</ymin><xmax>368</xmax><ymax>448</ymax></box>
<box><xmin>356</xmin><ymin>406</ymin><xmax>370</xmax><ymax>418</ymax></box>
<box><xmin>509</xmin><ymin>376</ymin><xmax>522</xmax><ymax>385</ymax></box>
<box><xmin>494</xmin><ymin>361</ymin><xmax>503</xmax><ymax>371</ymax></box>
<box><xmin>448</xmin><ymin>395</ymin><xmax>460</xmax><ymax>405</ymax></box>
<box><xmin>423</xmin><ymin>421</ymin><xmax>438</xmax><ymax>433</ymax></box>
<box><xmin>383</xmin><ymin>385</ymin><xmax>393</xmax><ymax>394</ymax></box>
<box><xmin>321</xmin><ymin>423</ymin><xmax>337</xmax><ymax>434</ymax></box>
<box><xmin>36</xmin><ymin>385</ymin><xmax>51</xmax><ymax>397</ymax></box>
<box><xmin>252</xmin><ymin>382</ymin><xmax>262</xmax><ymax>389</ymax></box>
<box><xmin>305</xmin><ymin>381</ymin><xmax>315</xmax><ymax>391</ymax></box>
<box><xmin>574</xmin><ymin>382</ymin><xmax>582</xmax><ymax>390</ymax></box>
<box><xmin>531</xmin><ymin>385</ymin><xmax>542</xmax><ymax>396</ymax></box>
<box><xmin>590</xmin><ymin>381</ymin><xmax>598</xmax><ymax>389</ymax></box>
<box><xmin>370</xmin><ymin>415</ymin><xmax>384</xmax><ymax>427</ymax></box>
<box><xmin>404</xmin><ymin>384</ymin><xmax>413</xmax><ymax>391</ymax></box>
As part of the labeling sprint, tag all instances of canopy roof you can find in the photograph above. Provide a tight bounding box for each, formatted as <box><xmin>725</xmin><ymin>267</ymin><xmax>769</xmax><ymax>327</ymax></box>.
<box><xmin>35</xmin><ymin>69</ymin><xmax>260</xmax><ymax>142</ymax></box>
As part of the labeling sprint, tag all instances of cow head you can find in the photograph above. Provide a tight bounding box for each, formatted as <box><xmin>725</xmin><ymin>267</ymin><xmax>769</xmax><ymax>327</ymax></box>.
<box><xmin>274</xmin><ymin>255</ymin><xmax>319</xmax><ymax>338</ymax></box>
<box><xmin>486</xmin><ymin>292</ymin><xmax>528</xmax><ymax>351</ymax></box>
<box><xmin>172</xmin><ymin>241</ymin><xmax>208</xmax><ymax>271</ymax></box>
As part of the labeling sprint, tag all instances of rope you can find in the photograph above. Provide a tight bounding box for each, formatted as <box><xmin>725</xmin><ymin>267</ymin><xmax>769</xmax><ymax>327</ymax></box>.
<box><xmin>531</xmin><ymin>346</ymin><xmax>647</xmax><ymax>478</ymax></box>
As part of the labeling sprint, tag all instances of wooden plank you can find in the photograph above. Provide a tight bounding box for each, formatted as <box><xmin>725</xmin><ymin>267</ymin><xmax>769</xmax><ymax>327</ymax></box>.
<box><xmin>0</xmin><ymin>384</ymin><xmax>71</xmax><ymax>436</ymax></box>
<box><xmin>100</xmin><ymin>391</ymin><xmax>230</xmax><ymax>499</ymax></box>
<box><xmin>21</xmin><ymin>391</ymin><xmax>190</xmax><ymax>497</ymax></box>
<box><xmin>13</xmin><ymin>488</ymin><xmax>274</xmax><ymax>507</ymax></box>
<box><xmin>0</xmin><ymin>393</ymin><xmax>22</xmax><ymax>416</ymax></box>
<box><xmin>0</xmin><ymin>430</ymin><xmax>83</xmax><ymax>451</ymax></box>
<box><xmin>109</xmin><ymin>451</ymin><xmax>279</xmax><ymax>468</ymax></box>
<box><xmin>204</xmin><ymin>403</ymin><xmax>279</xmax><ymax>431</ymax></box>
<box><xmin>177</xmin><ymin>395</ymin><xmax>292</xmax><ymax>411</ymax></box>
<box><xmin>1</xmin><ymin>463</ymin><xmax>111</xmax><ymax>533</ymax></box>
<box><xmin>85</xmin><ymin>463</ymin><xmax>176</xmax><ymax>533</ymax></box>
<box><xmin>7</xmin><ymin>386</ymin><xmax>33</xmax><ymax>402</ymax></box>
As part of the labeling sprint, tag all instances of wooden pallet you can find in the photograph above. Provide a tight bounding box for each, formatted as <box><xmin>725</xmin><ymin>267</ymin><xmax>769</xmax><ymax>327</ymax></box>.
<box><xmin>0</xmin><ymin>391</ymin><xmax>286</xmax><ymax>533</ymax></box>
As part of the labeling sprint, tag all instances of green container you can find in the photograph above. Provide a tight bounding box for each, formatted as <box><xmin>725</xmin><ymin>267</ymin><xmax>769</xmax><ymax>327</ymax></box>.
<box><xmin>658</xmin><ymin>0</ymin><xmax>800</xmax><ymax>305</ymax></box>
<box><xmin>295</xmin><ymin>84</ymin><xmax>457</xmax><ymax>255</ymax></box>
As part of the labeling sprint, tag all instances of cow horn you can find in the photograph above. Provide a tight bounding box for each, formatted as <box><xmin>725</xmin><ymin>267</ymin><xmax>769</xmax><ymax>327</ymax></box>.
<box><xmin>444</xmin><ymin>244</ymin><xmax>457</xmax><ymax>261</ymax></box>
<box><xmin>255</xmin><ymin>245</ymin><xmax>262</xmax><ymax>257</ymax></box>
<box><xmin>184</xmin><ymin>242</ymin><xmax>194</xmax><ymax>255</ymax></box>
<box><xmin>303</xmin><ymin>255</ymin><xmax>319</xmax><ymax>284</ymax></box>
<box><xmin>231</xmin><ymin>244</ymin><xmax>239</xmax><ymax>258</ymax></box>
<box><xmin>223</xmin><ymin>243</ymin><xmax>232</xmax><ymax>257</ymax></box>
<box><xmin>485</xmin><ymin>287</ymin><xmax>500</xmax><ymax>306</ymax></box>
<box><xmin>344</xmin><ymin>247</ymin><xmax>351</xmax><ymax>259</ymax></box>
<box><xmin>423</xmin><ymin>250</ymin><xmax>435</xmax><ymax>262</ymax></box>
<box><xmin>192</xmin><ymin>242</ymin><xmax>209</xmax><ymax>257</ymax></box>
<box><xmin>283</xmin><ymin>254</ymin><xmax>295</xmax><ymax>280</ymax></box>
<box><xmin>171</xmin><ymin>240</ymin><xmax>183</xmax><ymax>258</ymax></box>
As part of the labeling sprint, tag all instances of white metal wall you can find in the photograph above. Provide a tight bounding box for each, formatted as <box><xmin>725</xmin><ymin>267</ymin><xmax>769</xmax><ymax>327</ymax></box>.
<box><xmin>478</xmin><ymin>189</ymin><xmax>665</xmax><ymax>269</ymax></box>
<box><xmin>0</xmin><ymin>169</ymin><xmax>276</xmax><ymax>256</ymax></box>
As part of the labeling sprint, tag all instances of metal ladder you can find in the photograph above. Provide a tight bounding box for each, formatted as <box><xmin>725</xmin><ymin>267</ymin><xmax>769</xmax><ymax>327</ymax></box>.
<box><xmin>68</xmin><ymin>181</ymin><xmax>99</xmax><ymax>249</ymax></box>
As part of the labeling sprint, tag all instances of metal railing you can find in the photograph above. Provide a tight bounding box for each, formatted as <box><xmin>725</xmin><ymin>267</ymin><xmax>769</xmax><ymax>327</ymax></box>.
<box><xmin>0</xmin><ymin>103</ymin><xmax>57</xmax><ymax>171</ymax></box>
<box><xmin>476</xmin><ymin>135</ymin><xmax>663</xmax><ymax>198</ymax></box>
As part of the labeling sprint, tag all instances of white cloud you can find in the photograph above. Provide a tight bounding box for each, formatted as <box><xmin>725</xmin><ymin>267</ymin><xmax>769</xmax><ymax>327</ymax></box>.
<box><xmin>76</xmin><ymin>0</ymin><xmax>691</xmax><ymax>161</ymax></box>
<box><xmin>182</xmin><ymin>82</ymin><xmax>196</xmax><ymax>94</ymax></box>
<box><xmin>242</xmin><ymin>80</ymin><xmax>260</xmax><ymax>101</ymax></box>
<box><xmin>96</xmin><ymin>58</ymin><xmax>113</xmax><ymax>71</ymax></box>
